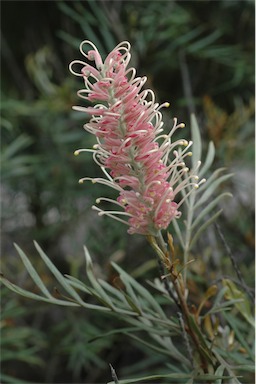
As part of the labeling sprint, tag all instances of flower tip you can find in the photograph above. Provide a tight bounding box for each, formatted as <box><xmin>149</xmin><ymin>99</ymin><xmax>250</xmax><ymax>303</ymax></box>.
<box><xmin>78</xmin><ymin>179</ymin><xmax>84</xmax><ymax>184</ymax></box>
<box><xmin>164</xmin><ymin>102</ymin><xmax>170</xmax><ymax>108</ymax></box>
<box><xmin>180</xmin><ymin>123</ymin><xmax>185</xmax><ymax>128</ymax></box>
<box><xmin>74</xmin><ymin>150</ymin><xmax>80</xmax><ymax>156</ymax></box>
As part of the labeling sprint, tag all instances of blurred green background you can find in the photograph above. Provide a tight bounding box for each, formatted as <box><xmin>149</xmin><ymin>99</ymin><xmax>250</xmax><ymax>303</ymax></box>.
<box><xmin>1</xmin><ymin>1</ymin><xmax>254</xmax><ymax>383</ymax></box>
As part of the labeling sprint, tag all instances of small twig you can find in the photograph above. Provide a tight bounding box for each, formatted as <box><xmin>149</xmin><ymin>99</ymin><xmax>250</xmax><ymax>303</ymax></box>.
<box><xmin>178</xmin><ymin>312</ymin><xmax>195</xmax><ymax>369</ymax></box>
<box><xmin>215</xmin><ymin>223</ymin><xmax>254</xmax><ymax>302</ymax></box>
<box><xmin>109</xmin><ymin>363</ymin><xmax>119</xmax><ymax>384</ymax></box>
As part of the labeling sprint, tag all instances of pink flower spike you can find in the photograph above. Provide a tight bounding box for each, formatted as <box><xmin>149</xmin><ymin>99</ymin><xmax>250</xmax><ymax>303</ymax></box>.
<box><xmin>70</xmin><ymin>41</ymin><xmax>200</xmax><ymax>236</ymax></box>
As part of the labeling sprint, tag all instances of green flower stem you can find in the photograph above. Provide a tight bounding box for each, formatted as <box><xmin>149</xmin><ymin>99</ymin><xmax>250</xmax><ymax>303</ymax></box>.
<box><xmin>183</xmin><ymin>190</ymin><xmax>196</xmax><ymax>289</ymax></box>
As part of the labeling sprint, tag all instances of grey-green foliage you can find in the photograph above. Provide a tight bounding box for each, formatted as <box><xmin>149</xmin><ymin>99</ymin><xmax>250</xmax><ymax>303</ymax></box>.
<box><xmin>172</xmin><ymin>114</ymin><xmax>233</xmax><ymax>259</ymax></box>
<box><xmin>0</xmin><ymin>95</ymin><xmax>40</xmax><ymax>181</ymax></box>
<box><xmin>125</xmin><ymin>0</ymin><xmax>254</xmax><ymax>94</ymax></box>
<box><xmin>0</xmin><ymin>130</ymin><xmax>36</xmax><ymax>180</ymax></box>
<box><xmin>57</xmin><ymin>0</ymin><xmax>254</xmax><ymax>96</ymax></box>
<box><xmin>58</xmin><ymin>1</ymin><xmax>118</xmax><ymax>57</ymax></box>
<box><xmin>0</xmin><ymin>288</ymin><xmax>46</xmax><ymax>384</ymax></box>
<box><xmin>0</xmin><ymin>242</ymin><xmax>188</xmax><ymax>366</ymax></box>
<box><xmin>50</xmin><ymin>313</ymin><xmax>111</xmax><ymax>379</ymax></box>
<box><xmin>1</xmin><ymin>46</ymin><xmax>91</xmax><ymax>246</ymax></box>
<box><xmin>0</xmin><ymin>242</ymin><xmax>253</xmax><ymax>383</ymax></box>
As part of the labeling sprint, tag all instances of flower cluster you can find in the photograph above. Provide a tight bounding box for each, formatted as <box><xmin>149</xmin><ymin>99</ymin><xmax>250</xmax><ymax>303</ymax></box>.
<box><xmin>70</xmin><ymin>41</ymin><xmax>201</xmax><ymax>235</ymax></box>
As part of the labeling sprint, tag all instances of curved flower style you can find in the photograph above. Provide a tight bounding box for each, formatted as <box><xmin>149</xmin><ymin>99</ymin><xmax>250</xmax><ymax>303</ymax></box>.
<box><xmin>70</xmin><ymin>41</ymin><xmax>202</xmax><ymax>235</ymax></box>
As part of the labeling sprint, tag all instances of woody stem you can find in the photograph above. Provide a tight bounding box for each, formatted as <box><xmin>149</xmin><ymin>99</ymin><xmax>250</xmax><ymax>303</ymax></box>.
<box><xmin>148</xmin><ymin>234</ymin><xmax>210</xmax><ymax>373</ymax></box>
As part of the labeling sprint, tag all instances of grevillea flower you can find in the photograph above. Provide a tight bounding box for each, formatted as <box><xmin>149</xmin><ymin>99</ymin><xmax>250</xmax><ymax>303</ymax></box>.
<box><xmin>70</xmin><ymin>41</ymin><xmax>203</xmax><ymax>236</ymax></box>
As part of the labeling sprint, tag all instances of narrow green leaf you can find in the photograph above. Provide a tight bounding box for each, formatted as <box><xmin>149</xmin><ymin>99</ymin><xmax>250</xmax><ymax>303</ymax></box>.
<box><xmin>212</xmin><ymin>348</ymin><xmax>243</xmax><ymax>384</ymax></box>
<box><xmin>107</xmin><ymin>372</ymin><xmax>230</xmax><ymax>384</ymax></box>
<box><xmin>211</xmin><ymin>286</ymin><xmax>228</xmax><ymax>308</ymax></box>
<box><xmin>146</xmin><ymin>279</ymin><xmax>174</xmax><ymax>304</ymax></box>
<box><xmin>169</xmin><ymin>25</ymin><xmax>205</xmax><ymax>51</ymax></box>
<box><xmin>0</xmin><ymin>275</ymin><xmax>79</xmax><ymax>306</ymax></box>
<box><xmin>123</xmin><ymin>292</ymin><xmax>142</xmax><ymax>315</ymax></box>
<box><xmin>223</xmin><ymin>312</ymin><xmax>254</xmax><ymax>359</ymax></box>
<box><xmin>124</xmin><ymin>332</ymin><xmax>188</xmax><ymax>363</ymax></box>
<box><xmin>190</xmin><ymin>114</ymin><xmax>202</xmax><ymax>169</ymax></box>
<box><xmin>187</xmin><ymin>314</ymin><xmax>214</xmax><ymax>364</ymax></box>
<box><xmin>187</xmin><ymin>30</ymin><xmax>222</xmax><ymax>53</ymax></box>
<box><xmin>14</xmin><ymin>243</ymin><xmax>52</xmax><ymax>299</ymax></box>
<box><xmin>191</xmin><ymin>193</ymin><xmax>232</xmax><ymax>230</ymax></box>
<box><xmin>58</xmin><ymin>2</ymin><xmax>86</xmax><ymax>26</ymax></box>
<box><xmin>80</xmin><ymin>23</ymin><xmax>105</xmax><ymax>55</ymax></box>
<box><xmin>64</xmin><ymin>274</ymin><xmax>91</xmax><ymax>294</ymax></box>
<box><xmin>87</xmin><ymin>0</ymin><xmax>109</xmax><ymax>26</ymax></box>
<box><xmin>190</xmin><ymin>210</ymin><xmax>223</xmax><ymax>248</ymax></box>
<box><xmin>64</xmin><ymin>277</ymin><xmax>114</xmax><ymax>311</ymax></box>
<box><xmin>83</xmin><ymin>246</ymin><xmax>115</xmax><ymax>309</ymax></box>
<box><xmin>57</xmin><ymin>31</ymin><xmax>83</xmax><ymax>50</ymax></box>
<box><xmin>215</xmin><ymin>365</ymin><xmax>226</xmax><ymax>384</ymax></box>
<box><xmin>171</xmin><ymin>219</ymin><xmax>185</xmax><ymax>250</ymax></box>
<box><xmin>98</xmin><ymin>280</ymin><xmax>142</xmax><ymax>315</ymax></box>
<box><xmin>107</xmin><ymin>374</ymin><xmax>188</xmax><ymax>384</ymax></box>
<box><xmin>230</xmin><ymin>364</ymin><xmax>255</xmax><ymax>372</ymax></box>
<box><xmin>99</xmin><ymin>278</ymin><xmax>132</xmax><ymax>302</ymax></box>
<box><xmin>34</xmin><ymin>241</ymin><xmax>86</xmax><ymax>306</ymax></box>
<box><xmin>3</xmin><ymin>347</ymin><xmax>43</xmax><ymax>365</ymax></box>
<box><xmin>196</xmin><ymin>168</ymin><xmax>226</xmax><ymax>193</ymax></box>
<box><xmin>73</xmin><ymin>2</ymin><xmax>96</xmax><ymax>24</ymax></box>
<box><xmin>121</xmin><ymin>315</ymin><xmax>177</xmax><ymax>337</ymax></box>
<box><xmin>199</xmin><ymin>141</ymin><xmax>215</xmax><ymax>177</ymax></box>
<box><xmin>89</xmin><ymin>327</ymin><xmax>139</xmax><ymax>342</ymax></box>
<box><xmin>2</xmin><ymin>134</ymin><xmax>32</xmax><ymax>160</ymax></box>
<box><xmin>83</xmin><ymin>286</ymin><xmax>115</xmax><ymax>311</ymax></box>
<box><xmin>87</xmin><ymin>0</ymin><xmax>116</xmax><ymax>51</ymax></box>
<box><xmin>89</xmin><ymin>325</ymin><xmax>173</xmax><ymax>343</ymax></box>
<box><xmin>194</xmin><ymin>374</ymin><xmax>232</xmax><ymax>382</ymax></box>
<box><xmin>222</xmin><ymin>279</ymin><xmax>254</xmax><ymax>327</ymax></box>
<box><xmin>195</xmin><ymin>173</ymin><xmax>233</xmax><ymax>209</ymax></box>
<box><xmin>124</xmin><ymin>281</ymin><xmax>143</xmax><ymax>313</ymax></box>
<box><xmin>204</xmin><ymin>299</ymin><xmax>243</xmax><ymax>316</ymax></box>
<box><xmin>112</xmin><ymin>262</ymin><xmax>167</xmax><ymax>319</ymax></box>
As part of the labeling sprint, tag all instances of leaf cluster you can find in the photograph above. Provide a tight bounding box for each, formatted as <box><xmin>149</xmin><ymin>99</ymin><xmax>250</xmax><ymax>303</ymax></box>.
<box><xmin>172</xmin><ymin>115</ymin><xmax>233</xmax><ymax>257</ymax></box>
<box><xmin>1</xmin><ymin>240</ymin><xmax>254</xmax><ymax>383</ymax></box>
<box><xmin>0</xmin><ymin>288</ymin><xmax>46</xmax><ymax>384</ymax></box>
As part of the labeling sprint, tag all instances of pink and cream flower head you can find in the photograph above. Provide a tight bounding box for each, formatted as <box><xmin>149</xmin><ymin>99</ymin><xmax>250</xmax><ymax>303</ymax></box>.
<box><xmin>70</xmin><ymin>41</ymin><xmax>203</xmax><ymax>236</ymax></box>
